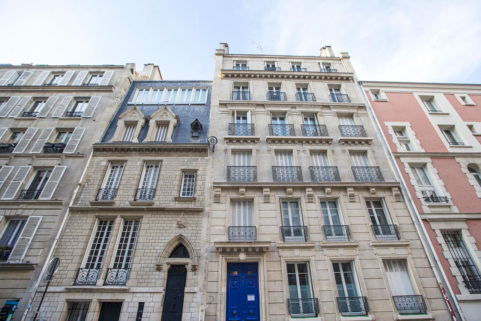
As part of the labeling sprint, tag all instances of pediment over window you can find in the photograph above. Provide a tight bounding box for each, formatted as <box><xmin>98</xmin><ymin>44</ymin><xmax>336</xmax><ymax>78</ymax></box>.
<box><xmin>110</xmin><ymin>106</ymin><xmax>146</xmax><ymax>142</ymax></box>
<box><xmin>117</xmin><ymin>105</ymin><xmax>146</xmax><ymax>121</ymax></box>
<box><xmin>150</xmin><ymin>105</ymin><xmax>179</xmax><ymax>123</ymax></box>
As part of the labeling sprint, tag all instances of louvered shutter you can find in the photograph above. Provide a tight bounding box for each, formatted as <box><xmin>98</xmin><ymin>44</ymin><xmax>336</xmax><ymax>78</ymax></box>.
<box><xmin>52</xmin><ymin>96</ymin><xmax>72</xmax><ymax>118</ymax></box>
<box><xmin>0</xmin><ymin>96</ymin><xmax>21</xmax><ymax>117</ymax></box>
<box><xmin>2</xmin><ymin>166</ymin><xmax>31</xmax><ymax>200</ymax></box>
<box><xmin>30</xmin><ymin>128</ymin><xmax>54</xmax><ymax>153</ymax></box>
<box><xmin>0</xmin><ymin>71</ymin><xmax>16</xmax><ymax>86</ymax></box>
<box><xmin>59</xmin><ymin>70</ymin><xmax>75</xmax><ymax>86</ymax></box>
<box><xmin>14</xmin><ymin>71</ymin><xmax>32</xmax><ymax>86</ymax></box>
<box><xmin>63</xmin><ymin>128</ymin><xmax>85</xmax><ymax>153</ymax></box>
<box><xmin>99</xmin><ymin>71</ymin><xmax>114</xmax><ymax>86</ymax></box>
<box><xmin>39</xmin><ymin>166</ymin><xmax>66</xmax><ymax>200</ymax></box>
<box><xmin>8</xmin><ymin>216</ymin><xmax>42</xmax><ymax>263</ymax></box>
<box><xmin>72</xmin><ymin>71</ymin><xmax>88</xmax><ymax>86</ymax></box>
<box><xmin>82</xmin><ymin>96</ymin><xmax>101</xmax><ymax>118</ymax></box>
<box><xmin>13</xmin><ymin>128</ymin><xmax>38</xmax><ymax>153</ymax></box>
<box><xmin>37</xmin><ymin>96</ymin><xmax>58</xmax><ymax>117</ymax></box>
<box><xmin>33</xmin><ymin>71</ymin><xmax>50</xmax><ymax>86</ymax></box>
<box><xmin>8</xmin><ymin>96</ymin><xmax>31</xmax><ymax>118</ymax></box>
<box><xmin>0</xmin><ymin>166</ymin><xmax>14</xmax><ymax>190</ymax></box>
<box><xmin>0</xmin><ymin>127</ymin><xmax>7</xmax><ymax>140</ymax></box>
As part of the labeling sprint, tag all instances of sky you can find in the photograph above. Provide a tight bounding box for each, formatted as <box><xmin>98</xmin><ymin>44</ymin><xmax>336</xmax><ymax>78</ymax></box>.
<box><xmin>0</xmin><ymin>0</ymin><xmax>480</xmax><ymax>83</ymax></box>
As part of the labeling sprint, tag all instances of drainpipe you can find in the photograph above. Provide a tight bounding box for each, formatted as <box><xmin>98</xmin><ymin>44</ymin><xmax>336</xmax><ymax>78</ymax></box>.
<box><xmin>357</xmin><ymin>81</ymin><xmax>464</xmax><ymax>321</ymax></box>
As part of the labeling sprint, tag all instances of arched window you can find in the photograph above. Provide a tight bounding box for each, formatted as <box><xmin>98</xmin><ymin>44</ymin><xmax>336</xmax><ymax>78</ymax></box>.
<box><xmin>468</xmin><ymin>165</ymin><xmax>481</xmax><ymax>187</ymax></box>
<box><xmin>169</xmin><ymin>244</ymin><xmax>189</xmax><ymax>258</ymax></box>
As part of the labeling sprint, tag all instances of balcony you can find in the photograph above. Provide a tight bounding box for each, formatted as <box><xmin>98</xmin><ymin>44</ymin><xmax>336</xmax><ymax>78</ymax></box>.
<box><xmin>73</xmin><ymin>268</ymin><xmax>100</xmax><ymax>286</ymax></box>
<box><xmin>352</xmin><ymin>167</ymin><xmax>384</xmax><ymax>182</ymax></box>
<box><xmin>228</xmin><ymin>123</ymin><xmax>255</xmax><ymax>136</ymax></box>
<box><xmin>0</xmin><ymin>246</ymin><xmax>13</xmax><ymax>261</ymax></box>
<box><xmin>64</xmin><ymin>111</ymin><xmax>83</xmax><ymax>117</ymax></box>
<box><xmin>18</xmin><ymin>189</ymin><xmax>42</xmax><ymax>200</ymax></box>
<box><xmin>463</xmin><ymin>275</ymin><xmax>481</xmax><ymax>293</ymax></box>
<box><xmin>330</xmin><ymin>92</ymin><xmax>350</xmax><ymax>103</ymax></box>
<box><xmin>21</xmin><ymin>111</ymin><xmax>38</xmax><ymax>117</ymax></box>
<box><xmin>287</xmin><ymin>298</ymin><xmax>319</xmax><ymax>317</ymax></box>
<box><xmin>321</xmin><ymin>68</ymin><xmax>338</xmax><ymax>73</ymax></box>
<box><xmin>322</xmin><ymin>225</ymin><xmax>350</xmax><ymax>242</ymax></box>
<box><xmin>339</xmin><ymin>125</ymin><xmax>367</xmax><ymax>137</ymax></box>
<box><xmin>393</xmin><ymin>295</ymin><xmax>427</xmax><ymax>314</ymax></box>
<box><xmin>43</xmin><ymin>143</ymin><xmax>66</xmax><ymax>153</ymax></box>
<box><xmin>372</xmin><ymin>225</ymin><xmax>400</xmax><ymax>240</ymax></box>
<box><xmin>134</xmin><ymin>188</ymin><xmax>156</xmax><ymax>201</ymax></box>
<box><xmin>264</xmin><ymin>66</ymin><xmax>281</xmax><ymax>71</ymax></box>
<box><xmin>96</xmin><ymin>188</ymin><xmax>118</xmax><ymax>201</ymax></box>
<box><xmin>227</xmin><ymin>166</ymin><xmax>257</xmax><ymax>182</ymax></box>
<box><xmin>290</xmin><ymin>67</ymin><xmax>307</xmax><ymax>72</ymax></box>
<box><xmin>268</xmin><ymin>124</ymin><xmax>295</xmax><ymax>136</ymax></box>
<box><xmin>310</xmin><ymin>166</ymin><xmax>340</xmax><ymax>182</ymax></box>
<box><xmin>301</xmin><ymin>125</ymin><xmax>328</xmax><ymax>137</ymax></box>
<box><xmin>272</xmin><ymin>166</ymin><xmax>303</xmax><ymax>182</ymax></box>
<box><xmin>295</xmin><ymin>92</ymin><xmax>316</xmax><ymax>102</ymax></box>
<box><xmin>280</xmin><ymin>226</ymin><xmax>308</xmax><ymax>242</ymax></box>
<box><xmin>104</xmin><ymin>268</ymin><xmax>130</xmax><ymax>286</ymax></box>
<box><xmin>233</xmin><ymin>66</ymin><xmax>249</xmax><ymax>71</ymax></box>
<box><xmin>423</xmin><ymin>195</ymin><xmax>449</xmax><ymax>203</ymax></box>
<box><xmin>228</xmin><ymin>226</ymin><xmax>257</xmax><ymax>242</ymax></box>
<box><xmin>232</xmin><ymin>91</ymin><xmax>250</xmax><ymax>101</ymax></box>
<box><xmin>336</xmin><ymin>296</ymin><xmax>369</xmax><ymax>316</ymax></box>
<box><xmin>0</xmin><ymin>143</ymin><xmax>16</xmax><ymax>153</ymax></box>
<box><xmin>266</xmin><ymin>91</ymin><xmax>286</xmax><ymax>101</ymax></box>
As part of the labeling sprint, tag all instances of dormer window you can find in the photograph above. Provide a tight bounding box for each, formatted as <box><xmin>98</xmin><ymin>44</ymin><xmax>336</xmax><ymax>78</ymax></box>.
<box><xmin>47</xmin><ymin>73</ymin><xmax>64</xmax><ymax>86</ymax></box>
<box><xmin>233</xmin><ymin>61</ymin><xmax>248</xmax><ymax>71</ymax></box>
<box><xmin>110</xmin><ymin>106</ymin><xmax>146</xmax><ymax>143</ymax></box>
<box><xmin>191</xmin><ymin>119</ymin><xmax>202</xmax><ymax>138</ymax></box>
<box><xmin>121</xmin><ymin>124</ymin><xmax>136</xmax><ymax>142</ymax></box>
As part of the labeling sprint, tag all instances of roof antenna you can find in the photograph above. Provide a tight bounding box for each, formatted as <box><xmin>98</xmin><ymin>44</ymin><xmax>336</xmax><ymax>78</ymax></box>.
<box><xmin>250</xmin><ymin>40</ymin><xmax>263</xmax><ymax>54</ymax></box>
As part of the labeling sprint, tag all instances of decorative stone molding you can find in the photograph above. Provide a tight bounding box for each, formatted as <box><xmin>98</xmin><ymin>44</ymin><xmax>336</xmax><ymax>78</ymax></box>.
<box><xmin>239</xmin><ymin>187</ymin><xmax>246</xmax><ymax>196</ymax></box>
<box><xmin>370</xmin><ymin>188</ymin><xmax>376</xmax><ymax>196</ymax></box>
<box><xmin>110</xmin><ymin>106</ymin><xmax>146</xmax><ymax>142</ymax></box>
<box><xmin>213</xmin><ymin>188</ymin><xmax>221</xmax><ymax>203</ymax></box>
<box><xmin>325</xmin><ymin>187</ymin><xmax>332</xmax><ymax>196</ymax></box>
<box><xmin>392</xmin><ymin>187</ymin><xmax>402</xmax><ymax>202</ymax></box>
<box><xmin>306</xmin><ymin>188</ymin><xmax>314</xmax><ymax>203</ymax></box>
<box><xmin>263</xmin><ymin>188</ymin><xmax>271</xmax><ymax>203</ymax></box>
<box><xmin>347</xmin><ymin>187</ymin><xmax>355</xmax><ymax>202</ymax></box>
<box><xmin>144</xmin><ymin>105</ymin><xmax>179</xmax><ymax>143</ymax></box>
<box><xmin>286</xmin><ymin>188</ymin><xmax>293</xmax><ymax>197</ymax></box>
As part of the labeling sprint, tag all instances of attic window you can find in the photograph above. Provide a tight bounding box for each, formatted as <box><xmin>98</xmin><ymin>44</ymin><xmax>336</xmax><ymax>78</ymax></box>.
<box><xmin>190</xmin><ymin>119</ymin><xmax>202</xmax><ymax>137</ymax></box>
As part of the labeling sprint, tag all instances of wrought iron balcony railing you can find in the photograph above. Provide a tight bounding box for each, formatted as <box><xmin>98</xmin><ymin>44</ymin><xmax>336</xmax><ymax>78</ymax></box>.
<box><xmin>233</xmin><ymin>66</ymin><xmax>249</xmax><ymax>70</ymax></box>
<box><xmin>64</xmin><ymin>111</ymin><xmax>83</xmax><ymax>117</ymax></box>
<box><xmin>228</xmin><ymin>226</ymin><xmax>257</xmax><ymax>242</ymax></box>
<box><xmin>227</xmin><ymin>166</ymin><xmax>257</xmax><ymax>182</ymax></box>
<box><xmin>134</xmin><ymin>188</ymin><xmax>156</xmax><ymax>201</ymax></box>
<box><xmin>322</xmin><ymin>225</ymin><xmax>350</xmax><ymax>241</ymax></box>
<box><xmin>0</xmin><ymin>143</ymin><xmax>16</xmax><ymax>153</ymax></box>
<box><xmin>352</xmin><ymin>167</ymin><xmax>384</xmax><ymax>182</ymax></box>
<box><xmin>321</xmin><ymin>68</ymin><xmax>338</xmax><ymax>73</ymax></box>
<box><xmin>96</xmin><ymin>188</ymin><xmax>118</xmax><ymax>201</ymax></box>
<box><xmin>43</xmin><ymin>143</ymin><xmax>66</xmax><ymax>153</ymax></box>
<box><xmin>339</xmin><ymin>125</ymin><xmax>367</xmax><ymax>137</ymax></box>
<box><xmin>266</xmin><ymin>91</ymin><xmax>286</xmax><ymax>101</ymax></box>
<box><xmin>372</xmin><ymin>225</ymin><xmax>400</xmax><ymax>240</ymax></box>
<box><xmin>393</xmin><ymin>295</ymin><xmax>427</xmax><ymax>314</ymax></box>
<box><xmin>280</xmin><ymin>226</ymin><xmax>308</xmax><ymax>242</ymax></box>
<box><xmin>330</xmin><ymin>93</ymin><xmax>351</xmax><ymax>103</ymax></box>
<box><xmin>287</xmin><ymin>298</ymin><xmax>319</xmax><ymax>317</ymax></box>
<box><xmin>296</xmin><ymin>92</ymin><xmax>316</xmax><ymax>102</ymax></box>
<box><xmin>74</xmin><ymin>268</ymin><xmax>100</xmax><ymax>286</ymax></box>
<box><xmin>18</xmin><ymin>189</ymin><xmax>42</xmax><ymax>200</ymax></box>
<box><xmin>310</xmin><ymin>166</ymin><xmax>341</xmax><ymax>182</ymax></box>
<box><xmin>463</xmin><ymin>274</ymin><xmax>481</xmax><ymax>293</ymax></box>
<box><xmin>301</xmin><ymin>125</ymin><xmax>328</xmax><ymax>137</ymax></box>
<box><xmin>232</xmin><ymin>91</ymin><xmax>250</xmax><ymax>101</ymax></box>
<box><xmin>336</xmin><ymin>296</ymin><xmax>369</xmax><ymax>316</ymax></box>
<box><xmin>228</xmin><ymin>123</ymin><xmax>255</xmax><ymax>136</ymax></box>
<box><xmin>423</xmin><ymin>195</ymin><xmax>449</xmax><ymax>203</ymax></box>
<box><xmin>21</xmin><ymin>111</ymin><xmax>38</xmax><ymax>117</ymax></box>
<box><xmin>290</xmin><ymin>67</ymin><xmax>307</xmax><ymax>72</ymax></box>
<box><xmin>272</xmin><ymin>166</ymin><xmax>303</xmax><ymax>182</ymax></box>
<box><xmin>264</xmin><ymin>66</ymin><xmax>281</xmax><ymax>71</ymax></box>
<box><xmin>268</xmin><ymin>124</ymin><xmax>295</xmax><ymax>136</ymax></box>
<box><xmin>104</xmin><ymin>268</ymin><xmax>130</xmax><ymax>286</ymax></box>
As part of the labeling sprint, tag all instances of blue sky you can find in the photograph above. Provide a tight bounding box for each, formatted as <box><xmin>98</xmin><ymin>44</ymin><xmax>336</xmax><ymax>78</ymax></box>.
<box><xmin>1</xmin><ymin>0</ymin><xmax>480</xmax><ymax>83</ymax></box>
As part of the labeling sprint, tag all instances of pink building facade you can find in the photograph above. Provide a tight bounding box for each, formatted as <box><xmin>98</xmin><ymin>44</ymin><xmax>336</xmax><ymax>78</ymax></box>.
<box><xmin>362</xmin><ymin>81</ymin><xmax>481</xmax><ymax>321</ymax></box>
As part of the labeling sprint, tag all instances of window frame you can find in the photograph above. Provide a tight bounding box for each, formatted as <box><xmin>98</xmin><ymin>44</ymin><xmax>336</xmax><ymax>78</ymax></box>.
<box><xmin>179</xmin><ymin>170</ymin><xmax>197</xmax><ymax>198</ymax></box>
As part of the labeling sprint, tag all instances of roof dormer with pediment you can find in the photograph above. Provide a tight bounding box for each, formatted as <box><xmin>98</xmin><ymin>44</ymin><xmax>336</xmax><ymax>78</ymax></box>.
<box><xmin>110</xmin><ymin>105</ymin><xmax>147</xmax><ymax>142</ymax></box>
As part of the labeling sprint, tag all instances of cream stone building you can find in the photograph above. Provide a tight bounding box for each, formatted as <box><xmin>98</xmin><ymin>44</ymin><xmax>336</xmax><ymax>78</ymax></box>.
<box><xmin>205</xmin><ymin>43</ymin><xmax>452</xmax><ymax>321</ymax></box>
<box><xmin>29</xmin><ymin>79</ymin><xmax>212</xmax><ymax>321</ymax></box>
<box><xmin>0</xmin><ymin>63</ymin><xmax>142</xmax><ymax>321</ymax></box>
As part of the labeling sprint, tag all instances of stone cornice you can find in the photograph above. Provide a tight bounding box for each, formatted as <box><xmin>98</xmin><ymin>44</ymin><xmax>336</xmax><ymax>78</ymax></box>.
<box><xmin>217</xmin><ymin>53</ymin><xmax>342</xmax><ymax>60</ymax></box>
<box><xmin>69</xmin><ymin>205</ymin><xmax>203</xmax><ymax>212</ymax></box>
<box><xmin>0</xmin><ymin>85</ymin><xmax>114</xmax><ymax>93</ymax></box>
<box><xmin>93</xmin><ymin>143</ymin><xmax>209</xmax><ymax>155</ymax></box>
<box><xmin>360</xmin><ymin>80</ymin><xmax>481</xmax><ymax>92</ymax></box>
<box><xmin>219</xmin><ymin>100</ymin><xmax>365</xmax><ymax>109</ymax></box>
<box><xmin>0</xmin><ymin>65</ymin><xmax>126</xmax><ymax>70</ymax></box>
<box><xmin>0</xmin><ymin>200</ymin><xmax>64</xmax><ymax>207</ymax></box>
<box><xmin>213</xmin><ymin>181</ymin><xmax>400</xmax><ymax>188</ymax></box>
<box><xmin>394</xmin><ymin>152</ymin><xmax>481</xmax><ymax>158</ymax></box>
<box><xmin>221</xmin><ymin>69</ymin><xmax>354</xmax><ymax>81</ymax></box>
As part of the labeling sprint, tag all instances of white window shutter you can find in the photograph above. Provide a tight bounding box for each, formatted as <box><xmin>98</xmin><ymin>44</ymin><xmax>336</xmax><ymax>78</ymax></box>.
<box><xmin>14</xmin><ymin>71</ymin><xmax>32</xmax><ymax>86</ymax></box>
<box><xmin>63</xmin><ymin>127</ymin><xmax>85</xmax><ymax>153</ymax></box>
<box><xmin>9</xmin><ymin>96</ymin><xmax>32</xmax><ymax>118</ymax></box>
<box><xmin>0</xmin><ymin>96</ymin><xmax>21</xmax><ymax>117</ymax></box>
<box><xmin>30</xmin><ymin>128</ymin><xmax>54</xmax><ymax>153</ymax></box>
<box><xmin>0</xmin><ymin>127</ymin><xmax>7</xmax><ymax>140</ymax></box>
<box><xmin>2</xmin><ymin>166</ymin><xmax>31</xmax><ymax>200</ymax></box>
<box><xmin>82</xmin><ymin>96</ymin><xmax>101</xmax><ymax>118</ymax></box>
<box><xmin>52</xmin><ymin>96</ymin><xmax>72</xmax><ymax>118</ymax></box>
<box><xmin>0</xmin><ymin>166</ymin><xmax>14</xmax><ymax>190</ymax></box>
<box><xmin>99</xmin><ymin>71</ymin><xmax>114</xmax><ymax>86</ymax></box>
<box><xmin>0</xmin><ymin>71</ymin><xmax>16</xmax><ymax>86</ymax></box>
<box><xmin>13</xmin><ymin>128</ymin><xmax>38</xmax><ymax>153</ymax></box>
<box><xmin>8</xmin><ymin>216</ymin><xmax>42</xmax><ymax>263</ymax></box>
<box><xmin>37</xmin><ymin>96</ymin><xmax>59</xmax><ymax>118</ymax></box>
<box><xmin>72</xmin><ymin>71</ymin><xmax>88</xmax><ymax>86</ymax></box>
<box><xmin>33</xmin><ymin>71</ymin><xmax>50</xmax><ymax>86</ymax></box>
<box><xmin>59</xmin><ymin>70</ymin><xmax>75</xmax><ymax>86</ymax></box>
<box><xmin>39</xmin><ymin>166</ymin><xmax>66</xmax><ymax>200</ymax></box>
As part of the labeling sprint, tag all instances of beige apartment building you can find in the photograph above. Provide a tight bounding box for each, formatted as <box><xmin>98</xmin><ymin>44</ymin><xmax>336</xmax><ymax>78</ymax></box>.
<box><xmin>0</xmin><ymin>63</ymin><xmax>139</xmax><ymax>321</ymax></box>
<box><xmin>205</xmin><ymin>43</ymin><xmax>452</xmax><ymax>321</ymax></box>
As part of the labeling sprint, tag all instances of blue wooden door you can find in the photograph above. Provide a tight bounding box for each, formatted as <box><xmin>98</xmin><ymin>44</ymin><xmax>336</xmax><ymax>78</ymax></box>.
<box><xmin>226</xmin><ymin>262</ymin><xmax>260</xmax><ymax>321</ymax></box>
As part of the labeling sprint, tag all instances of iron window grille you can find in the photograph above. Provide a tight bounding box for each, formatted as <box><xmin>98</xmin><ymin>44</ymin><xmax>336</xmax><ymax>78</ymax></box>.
<box><xmin>0</xmin><ymin>143</ymin><xmax>16</xmax><ymax>153</ymax></box>
<box><xmin>322</xmin><ymin>225</ymin><xmax>350</xmax><ymax>242</ymax></box>
<box><xmin>336</xmin><ymin>296</ymin><xmax>369</xmax><ymax>316</ymax></box>
<box><xmin>280</xmin><ymin>226</ymin><xmax>308</xmax><ymax>242</ymax></box>
<box><xmin>352</xmin><ymin>166</ymin><xmax>384</xmax><ymax>182</ymax></box>
<box><xmin>272</xmin><ymin>166</ymin><xmax>303</xmax><ymax>182</ymax></box>
<box><xmin>232</xmin><ymin>91</ymin><xmax>250</xmax><ymax>100</ymax></box>
<box><xmin>73</xmin><ymin>268</ymin><xmax>100</xmax><ymax>286</ymax></box>
<box><xmin>393</xmin><ymin>295</ymin><xmax>427</xmax><ymax>314</ymax></box>
<box><xmin>296</xmin><ymin>92</ymin><xmax>316</xmax><ymax>102</ymax></box>
<box><xmin>287</xmin><ymin>298</ymin><xmax>319</xmax><ymax>317</ymax></box>
<box><xmin>227</xmin><ymin>166</ymin><xmax>257</xmax><ymax>182</ymax></box>
<box><xmin>330</xmin><ymin>93</ymin><xmax>350</xmax><ymax>102</ymax></box>
<box><xmin>228</xmin><ymin>226</ymin><xmax>257</xmax><ymax>242</ymax></box>
<box><xmin>134</xmin><ymin>188</ymin><xmax>156</xmax><ymax>201</ymax></box>
<box><xmin>309</xmin><ymin>166</ymin><xmax>340</xmax><ymax>182</ymax></box>
<box><xmin>301</xmin><ymin>124</ymin><xmax>328</xmax><ymax>137</ymax></box>
<box><xmin>268</xmin><ymin>124</ymin><xmax>295</xmax><ymax>136</ymax></box>
<box><xmin>266</xmin><ymin>91</ymin><xmax>287</xmax><ymax>101</ymax></box>
<box><xmin>96</xmin><ymin>188</ymin><xmax>118</xmax><ymax>201</ymax></box>
<box><xmin>372</xmin><ymin>225</ymin><xmax>401</xmax><ymax>240</ymax></box>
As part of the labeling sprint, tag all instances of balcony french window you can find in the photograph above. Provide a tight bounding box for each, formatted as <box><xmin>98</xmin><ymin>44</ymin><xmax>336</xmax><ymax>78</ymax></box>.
<box><xmin>281</xmin><ymin>201</ymin><xmax>307</xmax><ymax>242</ymax></box>
<box><xmin>18</xmin><ymin>169</ymin><xmax>51</xmax><ymax>200</ymax></box>
<box><xmin>287</xmin><ymin>263</ymin><xmax>318</xmax><ymax>317</ymax></box>
<box><xmin>321</xmin><ymin>201</ymin><xmax>349</xmax><ymax>241</ymax></box>
<box><xmin>97</xmin><ymin>163</ymin><xmax>124</xmax><ymax>201</ymax></box>
<box><xmin>334</xmin><ymin>262</ymin><xmax>368</xmax><ymax>316</ymax></box>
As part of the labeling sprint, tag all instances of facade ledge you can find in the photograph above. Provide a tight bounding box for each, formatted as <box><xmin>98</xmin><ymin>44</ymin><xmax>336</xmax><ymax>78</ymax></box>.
<box><xmin>340</xmin><ymin>316</ymin><xmax>373</xmax><ymax>321</ymax></box>
<box><xmin>0</xmin><ymin>85</ymin><xmax>114</xmax><ymax>92</ymax></box>
<box><xmin>89</xmin><ymin>200</ymin><xmax>115</xmax><ymax>206</ymax></box>
<box><xmin>129</xmin><ymin>200</ymin><xmax>154</xmax><ymax>206</ymax></box>
<box><xmin>214</xmin><ymin>241</ymin><xmax>271</xmax><ymax>253</ymax></box>
<box><xmin>288</xmin><ymin>317</ymin><xmax>321</xmax><ymax>321</ymax></box>
<box><xmin>93</xmin><ymin>143</ymin><xmax>209</xmax><ymax>155</ymax></box>
<box><xmin>424</xmin><ymin>202</ymin><xmax>453</xmax><ymax>209</ymax></box>
<box><xmin>396</xmin><ymin>313</ymin><xmax>433</xmax><ymax>321</ymax></box>
<box><xmin>276</xmin><ymin>242</ymin><xmax>316</xmax><ymax>249</ymax></box>
<box><xmin>221</xmin><ymin>69</ymin><xmax>354</xmax><ymax>81</ymax></box>
<box><xmin>174</xmin><ymin>196</ymin><xmax>196</xmax><ymax>202</ymax></box>
<box><xmin>219</xmin><ymin>100</ymin><xmax>364</xmax><ymax>109</ymax></box>
<box><xmin>14</xmin><ymin>117</ymin><xmax>36</xmax><ymax>120</ymax></box>
<box><xmin>0</xmin><ymin>262</ymin><xmax>37</xmax><ymax>270</ymax></box>
<box><xmin>338</xmin><ymin>137</ymin><xmax>373</xmax><ymax>145</ymax></box>
<box><xmin>213</xmin><ymin>182</ymin><xmax>400</xmax><ymax>188</ymax></box>
<box><xmin>58</xmin><ymin>116</ymin><xmax>82</xmax><ymax>120</ymax></box>
<box><xmin>395</xmin><ymin>151</ymin><xmax>481</xmax><ymax>158</ymax></box>
<box><xmin>0</xmin><ymin>200</ymin><xmax>63</xmax><ymax>206</ymax></box>
<box><xmin>427</xmin><ymin>111</ymin><xmax>449</xmax><ymax>115</ymax></box>
<box><xmin>370</xmin><ymin>240</ymin><xmax>410</xmax><ymax>247</ymax></box>
<box><xmin>448</xmin><ymin>145</ymin><xmax>472</xmax><ymax>149</ymax></box>
<box><xmin>267</xmin><ymin>136</ymin><xmax>333</xmax><ymax>145</ymax></box>
<box><xmin>224</xmin><ymin>136</ymin><xmax>260</xmax><ymax>144</ymax></box>
<box><xmin>65</xmin><ymin>286</ymin><xmax>129</xmax><ymax>293</ymax></box>
<box><xmin>0</xmin><ymin>153</ymin><xmax>85</xmax><ymax>159</ymax></box>
<box><xmin>473</xmin><ymin>133</ymin><xmax>481</xmax><ymax>137</ymax></box>
<box><xmin>456</xmin><ymin>293</ymin><xmax>481</xmax><ymax>301</ymax></box>
<box><xmin>320</xmin><ymin>241</ymin><xmax>359</xmax><ymax>248</ymax></box>
<box><xmin>70</xmin><ymin>205</ymin><xmax>204</xmax><ymax>212</ymax></box>
<box><xmin>421</xmin><ymin>213</ymin><xmax>481</xmax><ymax>221</ymax></box>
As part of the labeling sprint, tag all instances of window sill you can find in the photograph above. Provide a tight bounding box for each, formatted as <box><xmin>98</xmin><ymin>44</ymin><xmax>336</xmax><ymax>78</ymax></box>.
<box><xmin>427</xmin><ymin>111</ymin><xmax>449</xmax><ymax>115</ymax></box>
<box><xmin>174</xmin><ymin>197</ymin><xmax>196</xmax><ymax>202</ymax></box>
<box><xmin>370</xmin><ymin>240</ymin><xmax>410</xmax><ymax>247</ymax></box>
<box><xmin>89</xmin><ymin>200</ymin><xmax>115</xmax><ymax>206</ymax></box>
<box><xmin>448</xmin><ymin>145</ymin><xmax>472</xmax><ymax>148</ymax></box>
<box><xmin>340</xmin><ymin>315</ymin><xmax>372</xmax><ymax>321</ymax></box>
<box><xmin>14</xmin><ymin>117</ymin><xmax>37</xmax><ymax>120</ymax></box>
<box><xmin>65</xmin><ymin>285</ymin><xmax>129</xmax><ymax>292</ymax></box>
<box><xmin>424</xmin><ymin>201</ymin><xmax>452</xmax><ymax>208</ymax></box>
<box><xmin>320</xmin><ymin>241</ymin><xmax>359</xmax><ymax>248</ymax></box>
<box><xmin>58</xmin><ymin>116</ymin><xmax>82</xmax><ymax>120</ymax></box>
<box><xmin>0</xmin><ymin>200</ymin><xmax>63</xmax><ymax>206</ymax></box>
<box><xmin>0</xmin><ymin>262</ymin><xmax>37</xmax><ymax>270</ymax></box>
<box><xmin>374</xmin><ymin>98</ymin><xmax>389</xmax><ymax>102</ymax></box>
<box><xmin>396</xmin><ymin>313</ymin><xmax>433</xmax><ymax>321</ymax></box>
<box><xmin>288</xmin><ymin>316</ymin><xmax>321</xmax><ymax>321</ymax></box>
<box><xmin>277</xmin><ymin>242</ymin><xmax>316</xmax><ymax>249</ymax></box>
<box><xmin>129</xmin><ymin>200</ymin><xmax>154</xmax><ymax>206</ymax></box>
<box><xmin>267</xmin><ymin>136</ymin><xmax>333</xmax><ymax>145</ymax></box>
